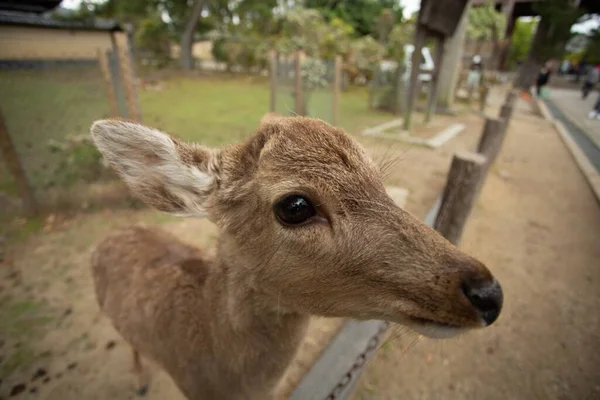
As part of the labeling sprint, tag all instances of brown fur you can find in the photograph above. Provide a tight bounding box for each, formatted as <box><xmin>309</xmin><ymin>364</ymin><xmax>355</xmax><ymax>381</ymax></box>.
<box><xmin>90</xmin><ymin>116</ymin><xmax>501</xmax><ymax>399</ymax></box>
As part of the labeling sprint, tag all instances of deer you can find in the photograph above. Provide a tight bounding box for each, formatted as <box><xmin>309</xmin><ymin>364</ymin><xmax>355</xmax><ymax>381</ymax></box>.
<box><xmin>90</xmin><ymin>114</ymin><xmax>503</xmax><ymax>400</ymax></box>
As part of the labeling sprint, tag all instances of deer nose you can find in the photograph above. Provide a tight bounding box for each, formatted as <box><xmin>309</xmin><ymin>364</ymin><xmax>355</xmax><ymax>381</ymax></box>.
<box><xmin>462</xmin><ymin>279</ymin><xmax>503</xmax><ymax>326</ymax></box>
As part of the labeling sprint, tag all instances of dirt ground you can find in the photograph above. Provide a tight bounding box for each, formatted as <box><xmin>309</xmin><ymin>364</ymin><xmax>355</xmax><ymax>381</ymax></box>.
<box><xmin>4</xmin><ymin>95</ymin><xmax>598</xmax><ymax>400</ymax></box>
<box><xmin>351</xmin><ymin>98</ymin><xmax>600</xmax><ymax>400</ymax></box>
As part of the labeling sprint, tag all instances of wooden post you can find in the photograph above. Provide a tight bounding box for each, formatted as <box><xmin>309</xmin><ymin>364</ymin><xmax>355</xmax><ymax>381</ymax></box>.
<box><xmin>505</xmin><ymin>89</ymin><xmax>518</xmax><ymax>106</ymax></box>
<box><xmin>294</xmin><ymin>50</ymin><xmax>304</xmax><ymax>116</ymax></box>
<box><xmin>403</xmin><ymin>26</ymin><xmax>426</xmax><ymax>130</ymax></box>
<box><xmin>476</xmin><ymin>117</ymin><xmax>505</xmax><ymax>163</ymax></box>
<box><xmin>0</xmin><ymin>109</ymin><xmax>38</xmax><ymax>216</ymax></box>
<box><xmin>97</xmin><ymin>49</ymin><xmax>120</xmax><ymax>117</ymax></box>
<box><xmin>332</xmin><ymin>55</ymin><xmax>342</xmax><ymax>126</ymax></box>
<box><xmin>269</xmin><ymin>49</ymin><xmax>277</xmax><ymax>113</ymax></box>
<box><xmin>434</xmin><ymin>152</ymin><xmax>487</xmax><ymax>245</ymax></box>
<box><xmin>424</xmin><ymin>36</ymin><xmax>446</xmax><ymax>123</ymax></box>
<box><xmin>115</xmin><ymin>32</ymin><xmax>142</xmax><ymax>121</ymax></box>
<box><xmin>499</xmin><ymin>104</ymin><xmax>514</xmax><ymax>123</ymax></box>
<box><xmin>475</xmin><ymin>117</ymin><xmax>505</xmax><ymax>197</ymax></box>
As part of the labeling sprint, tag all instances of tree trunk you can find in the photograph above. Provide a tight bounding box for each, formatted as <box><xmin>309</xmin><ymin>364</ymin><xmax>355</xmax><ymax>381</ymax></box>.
<box><xmin>515</xmin><ymin>17</ymin><xmax>550</xmax><ymax>90</ymax></box>
<box><xmin>0</xmin><ymin>109</ymin><xmax>38</xmax><ymax>215</ymax></box>
<box><xmin>180</xmin><ymin>0</ymin><xmax>206</xmax><ymax>70</ymax></box>
<box><xmin>499</xmin><ymin>12</ymin><xmax>517</xmax><ymax>71</ymax></box>
<box><xmin>490</xmin><ymin>39</ymin><xmax>501</xmax><ymax>70</ymax></box>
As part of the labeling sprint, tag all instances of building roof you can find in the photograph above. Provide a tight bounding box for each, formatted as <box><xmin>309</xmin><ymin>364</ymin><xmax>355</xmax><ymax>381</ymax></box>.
<box><xmin>0</xmin><ymin>0</ymin><xmax>61</xmax><ymax>14</ymax></box>
<box><xmin>0</xmin><ymin>9</ymin><xmax>122</xmax><ymax>32</ymax></box>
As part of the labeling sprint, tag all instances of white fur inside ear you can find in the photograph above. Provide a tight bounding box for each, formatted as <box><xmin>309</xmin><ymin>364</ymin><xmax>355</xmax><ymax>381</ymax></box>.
<box><xmin>91</xmin><ymin>120</ymin><xmax>215</xmax><ymax>216</ymax></box>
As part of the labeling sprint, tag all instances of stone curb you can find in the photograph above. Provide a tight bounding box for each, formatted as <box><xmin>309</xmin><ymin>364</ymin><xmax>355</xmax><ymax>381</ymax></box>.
<box><xmin>537</xmin><ymin>99</ymin><xmax>600</xmax><ymax>204</ymax></box>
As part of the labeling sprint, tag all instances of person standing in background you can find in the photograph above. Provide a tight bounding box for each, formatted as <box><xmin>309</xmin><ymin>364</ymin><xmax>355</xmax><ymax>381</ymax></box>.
<box><xmin>560</xmin><ymin>59</ymin><xmax>570</xmax><ymax>76</ymax></box>
<box><xmin>576</xmin><ymin>58</ymin><xmax>588</xmax><ymax>83</ymax></box>
<box><xmin>466</xmin><ymin>55</ymin><xmax>484</xmax><ymax>101</ymax></box>
<box><xmin>535</xmin><ymin>61</ymin><xmax>553</xmax><ymax>97</ymax></box>
<box><xmin>587</xmin><ymin>91</ymin><xmax>600</xmax><ymax>120</ymax></box>
<box><xmin>581</xmin><ymin>64</ymin><xmax>600</xmax><ymax>99</ymax></box>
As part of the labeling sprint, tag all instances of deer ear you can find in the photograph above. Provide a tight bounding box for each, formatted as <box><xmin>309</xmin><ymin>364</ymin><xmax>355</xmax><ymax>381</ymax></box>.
<box><xmin>91</xmin><ymin>120</ymin><xmax>219</xmax><ymax>217</ymax></box>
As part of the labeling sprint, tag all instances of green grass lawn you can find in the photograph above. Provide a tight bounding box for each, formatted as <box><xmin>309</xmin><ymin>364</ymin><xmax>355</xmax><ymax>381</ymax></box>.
<box><xmin>0</xmin><ymin>70</ymin><xmax>393</xmax><ymax>195</ymax></box>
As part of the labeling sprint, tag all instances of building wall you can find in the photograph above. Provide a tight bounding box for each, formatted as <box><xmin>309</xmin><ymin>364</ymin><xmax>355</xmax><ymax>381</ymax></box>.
<box><xmin>0</xmin><ymin>25</ymin><xmax>114</xmax><ymax>60</ymax></box>
<box><xmin>171</xmin><ymin>40</ymin><xmax>214</xmax><ymax>61</ymax></box>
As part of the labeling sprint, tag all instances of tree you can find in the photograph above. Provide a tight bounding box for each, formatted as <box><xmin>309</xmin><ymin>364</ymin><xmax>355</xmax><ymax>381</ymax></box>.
<box><xmin>386</xmin><ymin>21</ymin><xmax>414</xmax><ymax>59</ymax></box>
<box><xmin>180</xmin><ymin>0</ymin><xmax>207</xmax><ymax>69</ymax></box>
<box><xmin>305</xmin><ymin>0</ymin><xmax>403</xmax><ymax>37</ymax></box>
<box><xmin>318</xmin><ymin>17</ymin><xmax>354</xmax><ymax>58</ymax></box>
<box><xmin>275</xmin><ymin>7</ymin><xmax>353</xmax><ymax>58</ymax></box>
<box><xmin>57</xmin><ymin>0</ymin><xmax>210</xmax><ymax>69</ymax></box>
<box><xmin>508</xmin><ymin>18</ymin><xmax>537</xmax><ymax>68</ymax></box>
<box><xmin>584</xmin><ymin>28</ymin><xmax>600</xmax><ymax>64</ymax></box>
<box><xmin>467</xmin><ymin>1</ymin><xmax>506</xmax><ymax>69</ymax></box>
<box><xmin>515</xmin><ymin>0</ymin><xmax>584</xmax><ymax>89</ymax></box>
<box><xmin>347</xmin><ymin>35</ymin><xmax>385</xmax><ymax>82</ymax></box>
<box><xmin>375</xmin><ymin>8</ymin><xmax>397</xmax><ymax>44</ymax></box>
<box><xmin>136</xmin><ymin>13</ymin><xmax>173</xmax><ymax>65</ymax></box>
<box><xmin>277</xmin><ymin>8</ymin><xmax>325</xmax><ymax>56</ymax></box>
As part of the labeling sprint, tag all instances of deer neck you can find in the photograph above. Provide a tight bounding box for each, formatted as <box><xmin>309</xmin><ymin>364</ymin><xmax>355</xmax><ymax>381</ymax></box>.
<box><xmin>209</xmin><ymin>234</ymin><xmax>310</xmax><ymax>352</ymax></box>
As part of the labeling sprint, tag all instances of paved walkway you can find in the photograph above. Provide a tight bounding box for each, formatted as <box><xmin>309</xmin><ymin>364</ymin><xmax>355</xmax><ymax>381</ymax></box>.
<box><xmin>548</xmin><ymin>88</ymin><xmax>600</xmax><ymax>149</ymax></box>
<box><xmin>546</xmin><ymin>88</ymin><xmax>600</xmax><ymax>172</ymax></box>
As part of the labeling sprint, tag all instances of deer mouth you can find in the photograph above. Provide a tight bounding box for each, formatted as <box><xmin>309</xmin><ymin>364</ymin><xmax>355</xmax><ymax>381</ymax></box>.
<box><xmin>406</xmin><ymin>316</ymin><xmax>468</xmax><ymax>339</ymax></box>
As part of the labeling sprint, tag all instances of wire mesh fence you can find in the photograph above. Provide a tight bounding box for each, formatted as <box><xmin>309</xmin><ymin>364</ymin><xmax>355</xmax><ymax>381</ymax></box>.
<box><xmin>0</xmin><ymin>35</ymin><xmax>139</xmax><ymax>214</ymax></box>
<box><xmin>271</xmin><ymin>51</ymin><xmax>338</xmax><ymax>125</ymax></box>
<box><xmin>0</xmin><ymin>59</ymin><xmax>111</xmax><ymax>191</ymax></box>
<box><xmin>369</xmin><ymin>61</ymin><xmax>406</xmax><ymax>114</ymax></box>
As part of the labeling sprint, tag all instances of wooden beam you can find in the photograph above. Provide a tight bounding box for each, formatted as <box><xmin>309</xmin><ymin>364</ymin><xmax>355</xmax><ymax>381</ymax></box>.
<box><xmin>97</xmin><ymin>49</ymin><xmax>120</xmax><ymax>118</ymax></box>
<box><xmin>332</xmin><ymin>55</ymin><xmax>342</xmax><ymax>126</ymax></box>
<box><xmin>0</xmin><ymin>108</ymin><xmax>38</xmax><ymax>215</ymax></box>
<box><xmin>434</xmin><ymin>151</ymin><xmax>487</xmax><ymax>245</ymax></box>
<box><xmin>269</xmin><ymin>49</ymin><xmax>277</xmax><ymax>113</ymax></box>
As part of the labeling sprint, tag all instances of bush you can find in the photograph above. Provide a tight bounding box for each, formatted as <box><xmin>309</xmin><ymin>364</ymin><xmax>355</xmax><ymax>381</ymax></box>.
<box><xmin>213</xmin><ymin>35</ymin><xmax>268</xmax><ymax>72</ymax></box>
<box><xmin>46</xmin><ymin>135</ymin><xmax>114</xmax><ymax>188</ymax></box>
<box><xmin>212</xmin><ymin>37</ymin><xmax>229</xmax><ymax>63</ymax></box>
<box><xmin>347</xmin><ymin>36</ymin><xmax>385</xmax><ymax>83</ymax></box>
<box><xmin>135</xmin><ymin>14</ymin><xmax>172</xmax><ymax>67</ymax></box>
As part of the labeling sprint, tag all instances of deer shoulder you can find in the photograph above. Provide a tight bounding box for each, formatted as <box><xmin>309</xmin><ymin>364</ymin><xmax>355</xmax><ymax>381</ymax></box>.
<box><xmin>91</xmin><ymin>225</ymin><xmax>209</xmax><ymax>332</ymax></box>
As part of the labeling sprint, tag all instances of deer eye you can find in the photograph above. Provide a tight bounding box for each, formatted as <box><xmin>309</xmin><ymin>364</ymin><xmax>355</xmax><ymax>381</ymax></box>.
<box><xmin>274</xmin><ymin>194</ymin><xmax>316</xmax><ymax>226</ymax></box>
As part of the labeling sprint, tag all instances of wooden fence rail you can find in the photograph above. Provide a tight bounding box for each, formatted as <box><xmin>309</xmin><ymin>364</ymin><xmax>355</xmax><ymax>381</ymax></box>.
<box><xmin>269</xmin><ymin>50</ymin><xmax>342</xmax><ymax>126</ymax></box>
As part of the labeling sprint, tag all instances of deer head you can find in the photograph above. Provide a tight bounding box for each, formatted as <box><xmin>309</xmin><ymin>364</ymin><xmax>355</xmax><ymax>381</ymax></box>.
<box><xmin>91</xmin><ymin>116</ymin><xmax>502</xmax><ymax>339</ymax></box>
